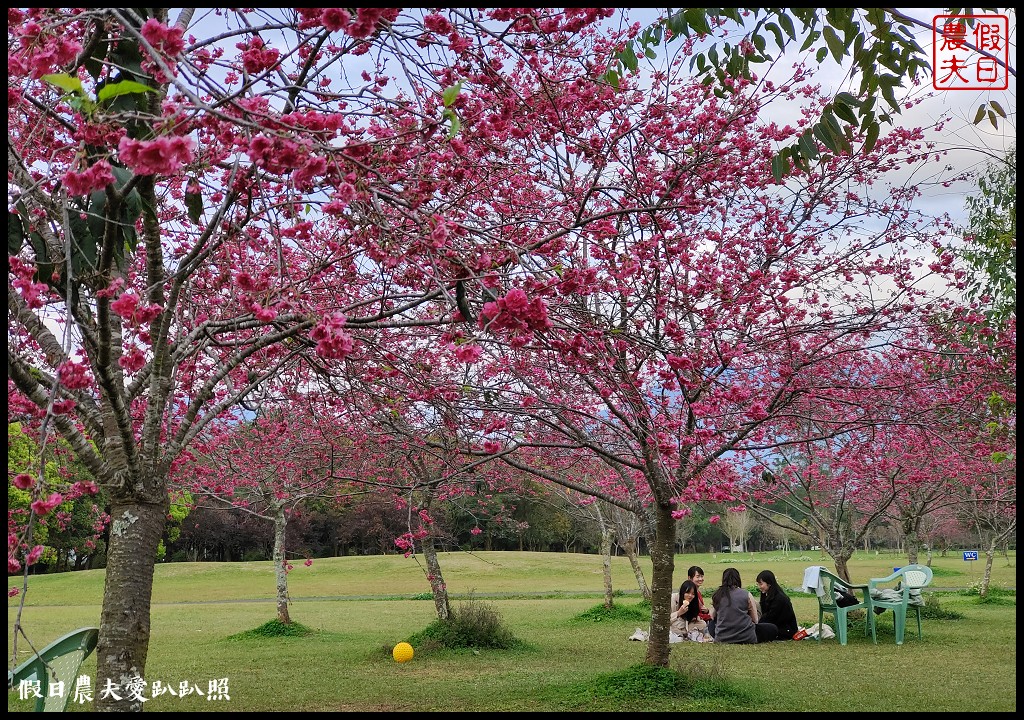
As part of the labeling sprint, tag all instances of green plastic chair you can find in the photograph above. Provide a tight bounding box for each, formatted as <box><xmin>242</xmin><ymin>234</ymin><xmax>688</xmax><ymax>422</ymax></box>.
<box><xmin>868</xmin><ymin>564</ymin><xmax>933</xmax><ymax>645</ymax></box>
<box><xmin>7</xmin><ymin>627</ymin><xmax>99</xmax><ymax>711</ymax></box>
<box><xmin>816</xmin><ymin>569</ymin><xmax>876</xmax><ymax>645</ymax></box>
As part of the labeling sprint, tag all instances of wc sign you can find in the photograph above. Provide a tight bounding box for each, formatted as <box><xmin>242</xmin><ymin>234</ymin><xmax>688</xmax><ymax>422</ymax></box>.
<box><xmin>963</xmin><ymin>550</ymin><xmax>979</xmax><ymax>561</ymax></box>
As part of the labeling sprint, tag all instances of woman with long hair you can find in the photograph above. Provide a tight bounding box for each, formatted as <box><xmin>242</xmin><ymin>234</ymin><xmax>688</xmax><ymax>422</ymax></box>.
<box><xmin>672</xmin><ymin>579</ymin><xmax>711</xmax><ymax>641</ymax></box>
<box><xmin>756</xmin><ymin>569</ymin><xmax>799</xmax><ymax>640</ymax></box>
<box><xmin>711</xmin><ymin>567</ymin><xmax>778</xmax><ymax>644</ymax></box>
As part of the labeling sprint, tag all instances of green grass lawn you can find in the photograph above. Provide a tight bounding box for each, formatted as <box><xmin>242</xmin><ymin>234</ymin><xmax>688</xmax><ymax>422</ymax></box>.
<box><xmin>7</xmin><ymin>550</ymin><xmax>1016</xmax><ymax>711</ymax></box>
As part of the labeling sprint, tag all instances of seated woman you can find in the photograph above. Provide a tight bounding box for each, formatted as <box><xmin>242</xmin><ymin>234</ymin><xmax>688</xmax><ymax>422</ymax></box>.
<box><xmin>756</xmin><ymin>569</ymin><xmax>799</xmax><ymax>640</ymax></box>
<box><xmin>671</xmin><ymin>580</ymin><xmax>711</xmax><ymax>642</ymax></box>
<box><xmin>710</xmin><ymin>567</ymin><xmax>778</xmax><ymax>644</ymax></box>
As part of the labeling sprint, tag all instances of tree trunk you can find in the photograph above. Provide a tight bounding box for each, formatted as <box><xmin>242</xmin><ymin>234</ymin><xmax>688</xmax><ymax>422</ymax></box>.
<box><xmin>422</xmin><ymin>533</ymin><xmax>451</xmax><ymax>620</ymax></box>
<box><xmin>904</xmin><ymin>519</ymin><xmax>921</xmax><ymax>565</ymax></box>
<box><xmin>622</xmin><ymin>536</ymin><xmax>651</xmax><ymax>600</ymax></box>
<box><xmin>643</xmin><ymin>502</ymin><xmax>676</xmax><ymax>667</ymax></box>
<box><xmin>980</xmin><ymin>537</ymin><xmax>996</xmax><ymax>598</ymax></box>
<box><xmin>273</xmin><ymin>505</ymin><xmax>291</xmax><ymax>624</ymax></box>
<box><xmin>833</xmin><ymin>553</ymin><xmax>853</xmax><ymax>583</ymax></box>
<box><xmin>600</xmin><ymin>525</ymin><xmax>615</xmax><ymax>609</ymax></box>
<box><xmin>94</xmin><ymin>500</ymin><xmax>166</xmax><ymax>712</ymax></box>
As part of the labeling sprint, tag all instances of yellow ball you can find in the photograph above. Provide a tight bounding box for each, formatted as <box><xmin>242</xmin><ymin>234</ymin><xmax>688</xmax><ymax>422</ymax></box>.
<box><xmin>392</xmin><ymin>642</ymin><xmax>414</xmax><ymax>663</ymax></box>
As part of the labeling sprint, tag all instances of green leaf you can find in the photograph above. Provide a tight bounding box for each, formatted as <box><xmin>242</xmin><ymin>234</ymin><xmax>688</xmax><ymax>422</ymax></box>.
<box><xmin>42</xmin><ymin>73</ymin><xmax>84</xmax><ymax>95</ymax></box>
<box><xmin>835</xmin><ymin>91</ymin><xmax>862</xmax><ymax>108</ymax></box>
<box><xmin>604</xmin><ymin>69</ymin><xmax>620</xmax><ymax>89</ymax></box>
<box><xmin>446</xmin><ymin>109</ymin><xmax>461</xmax><ymax>139</ymax></box>
<box><xmin>815</xmin><ymin>46</ymin><xmax>828</xmax><ymax>64</ymax></box>
<box><xmin>798</xmin><ymin>130</ymin><xmax>819</xmax><ymax>160</ymax></box>
<box><xmin>813</xmin><ymin>122</ymin><xmax>841</xmax><ymax>154</ymax></box>
<box><xmin>973</xmin><ymin>104</ymin><xmax>987</xmax><ymax>124</ymax></box>
<box><xmin>833</xmin><ymin>101</ymin><xmax>858</xmax><ymax>126</ymax></box>
<box><xmin>683</xmin><ymin>9</ymin><xmax>711</xmax><ymax>35</ymax></box>
<box><xmin>989</xmin><ymin>100</ymin><xmax>1006</xmax><ymax>118</ymax></box>
<box><xmin>987</xmin><ymin>109</ymin><xmax>998</xmax><ymax>129</ymax></box>
<box><xmin>863</xmin><ymin>121</ymin><xmax>880</xmax><ymax>154</ymax></box>
<box><xmin>822</xmin><ymin>26</ymin><xmax>846</xmax><ymax>62</ymax></box>
<box><xmin>9</xmin><ymin>212</ymin><xmax>26</xmax><ymax>256</ymax></box>
<box><xmin>778</xmin><ymin>12</ymin><xmax>796</xmax><ymax>39</ymax></box>
<box><xmin>799</xmin><ymin>29</ymin><xmax>821</xmax><ymax>52</ymax></box>
<box><xmin>622</xmin><ymin>46</ymin><xmax>639</xmax><ymax>73</ymax></box>
<box><xmin>771</xmin><ymin>152</ymin><xmax>786</xmax><ymax>181</ymax></box>
<box><xmin>442</xmin><ymin>81</ymin><xmax>463</xmax><ymax>108</ymax></box>
<box><xmin>97</xmin><ymin>80</ymin><xmax>157</xmax><ymax>102</ymax></box>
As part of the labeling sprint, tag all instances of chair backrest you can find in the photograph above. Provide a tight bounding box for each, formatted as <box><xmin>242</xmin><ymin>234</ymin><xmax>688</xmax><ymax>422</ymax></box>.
<box><xmin>899</xmin><ymin>564</ymin><xmax>933</xmax><ymax>590</ymax></box>
<box><xmin>817</xmin><ymin>569</ymin><xmax>846</xmax><ymax>609</ymax></box>
<box><xmin>9</xmin><ymin>627</ymin><xmax>99</xmax><ymax>712</ymax></box>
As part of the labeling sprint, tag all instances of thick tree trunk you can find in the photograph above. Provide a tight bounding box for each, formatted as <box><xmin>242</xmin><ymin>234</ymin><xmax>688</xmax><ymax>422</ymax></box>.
<box><xmin>422</xmin><ymin>534</ymin><xmax>451</xmax><ymax>620</ymax></box>
<box><xmin>643</xmin><ymin>502</ymin><xmax>676</xmax><ymax>667</ymax></box>
<box><xmin>94</xmin><ymin>500</ymin><xmax>166</xmax><ymax>712</ymax></box>
<box><xmin>273</xmin><ymin>506</ymin><xmax>291</xmax><ymax>624</ymax></box>
<box><xmin>834</xmin><ymin>554</ymin><xmax>853</xmax><ymax>583</ymax></box>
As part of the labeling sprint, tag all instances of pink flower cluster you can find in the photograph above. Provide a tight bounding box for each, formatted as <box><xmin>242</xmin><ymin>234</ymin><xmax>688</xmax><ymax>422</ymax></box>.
<box><xmin>12</xmin><ymin>473</ymin><xmax>34</xmax><ymax>490</ymax></box>
<box><xmin>140</xmin><ymin>18</ymin><xmax>185</xmax><ymax>57</ymax></box>
<box><xmin>248</xmin><ymin>134</ymin><xmax>308</xmax><ymax>175</ymax></box>
<box><xmin>665</xmin><ymin>355</ymin><xmax>693</xmax><ymax>373</ymax></box>
<box><xmin>25</xmin><ymin>545</ymin><xmax>44</xmax><ymax>565</ymax></box>
<box><xmin>118</xmin><ymin>135</ymin><xmax>194</xmax><ymax>176</ymax></box>
<box><xmin>140</xmin><ymin>15</ymin><xmax>186</xmax><ymax>77</ymax></box>
<box><xmin>57</xmin><ymin>360</ymin><xmax>92</xmax><ymax>390</ymax></box>
<box><xmin>119</xmin><ymin>346</ymin><xmax>147</xmax><ymax>373</ymax></box>
<box><xmin>453</xmin><ymin>343</ymin><xmax>482</xmax><ymax>364</ymax></box>
<box><xmin>310</xmin><ymin>313</ymin><xmax>355</xmax><ymax>359</ymax></box>
<box><xmin>429</xmin><ymin>214</ymin><xmax>449</xmax><ymax>248</ymax></box>
<box><xmin>31</xmin><ymin>492</ymin><xmax>63</xmax><ymax>517</ymax></box>
<box><xmin>306</xmin><ymin>8</ymin><xmax>401</xmax><ymax>38</ymax></box>
<box><xmin>62</xmin><ymin>160</ymin><xmax>115</xmax><ymax>196</ymax></box>
<box><xmin>238</xmin><ymin>37</ymin><xmax>280</xmax><ymax>74</ymax></box>
<box><xmin>479</xmin><ymin>288</ymin><xmax>552</xmax><ymax>338</ymax></box>
<box><xmin>110</xmin><ymin>292</ymin><xmax>162</xmax><ymax>326</ymax></box>
<box><xmin>9</xmin><ymin>255</ymin><xmax>49</xmax><ymax>309</ymax></box>
<box><xmin>14</xmin><ymin>20</ymin><xmax>81</xmax><ymax>78</ymax></box>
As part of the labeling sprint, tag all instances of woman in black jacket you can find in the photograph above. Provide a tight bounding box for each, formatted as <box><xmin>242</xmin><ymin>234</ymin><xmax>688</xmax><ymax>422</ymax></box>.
<box><xmin>756</xmin><ymin>570</ymin><xmax>799</xmax><ymax>640</ymax></box>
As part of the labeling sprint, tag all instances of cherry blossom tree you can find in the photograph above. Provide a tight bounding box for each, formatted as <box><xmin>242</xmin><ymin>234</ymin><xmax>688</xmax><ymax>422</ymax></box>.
<box><xmin>423</xmin><ymin>56</ymin><xmax>975</xmax><ymax>665</ymax></box>
<box><xmin>179</xmin><ymin>407</ymin><xmax>356</xmax><ymax>624</ymax></box>
<box><xmin>8</xmin><ymin>7</ymin><xmax>638</xmax><ymax>706</ymax></box>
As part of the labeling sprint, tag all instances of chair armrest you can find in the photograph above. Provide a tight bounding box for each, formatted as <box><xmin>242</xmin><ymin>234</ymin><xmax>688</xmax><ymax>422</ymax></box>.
<box><xmin>869</xmin><ymin>571</ymin><xmax>901</xmax><ymax>588</ymax></box>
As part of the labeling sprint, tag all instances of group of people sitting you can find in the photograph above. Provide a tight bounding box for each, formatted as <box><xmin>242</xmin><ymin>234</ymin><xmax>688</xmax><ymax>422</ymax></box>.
<box><xmin>670</xmin><ymin>565</ymin><xmax>798</xmax><ymax>644</ymax></box>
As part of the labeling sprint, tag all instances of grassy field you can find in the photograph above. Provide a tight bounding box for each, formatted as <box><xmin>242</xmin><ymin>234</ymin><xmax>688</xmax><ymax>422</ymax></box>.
<box><xmin>7</xmin><ymin>550</ymin><xmax>1016</xmax><ymax>711</ymax></box>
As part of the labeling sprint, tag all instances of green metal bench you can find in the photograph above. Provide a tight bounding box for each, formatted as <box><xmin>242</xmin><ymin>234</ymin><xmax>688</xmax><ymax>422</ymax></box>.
<box><xmin>869</xmin><ymin>564</ymin><xmax>933</xmax><ymax>645</ymax></box>
<box><xmin>8</xmin><ymin>627</ymin><xmax>99</xmax><ymax>711</ymax></box>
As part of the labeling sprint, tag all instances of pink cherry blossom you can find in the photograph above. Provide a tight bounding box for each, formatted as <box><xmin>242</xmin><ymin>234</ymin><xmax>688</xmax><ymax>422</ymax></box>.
<box><xmin>118</xmin><ymin>135</ymin><xmax>194</xmax><ymax>176</ymax></box>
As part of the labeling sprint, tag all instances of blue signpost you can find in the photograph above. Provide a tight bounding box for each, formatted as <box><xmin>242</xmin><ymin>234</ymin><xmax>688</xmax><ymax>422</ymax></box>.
<box><xmin>964</xmin><ymin>550</ymin><xmax>978</xmax><ymax>579</ymax></box>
